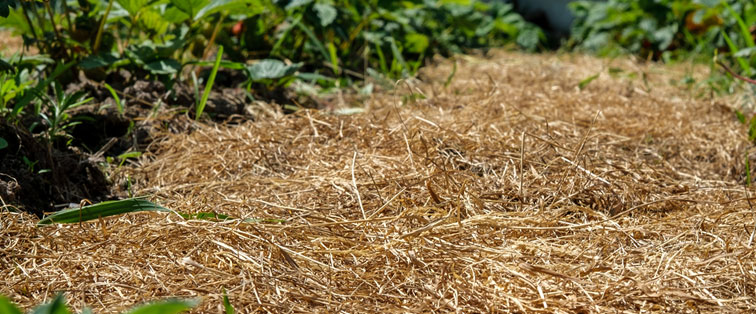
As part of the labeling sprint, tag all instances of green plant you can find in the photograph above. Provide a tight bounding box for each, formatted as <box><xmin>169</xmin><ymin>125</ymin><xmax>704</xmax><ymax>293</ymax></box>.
<box><xmin>568</xmin><ymin>0</ymin><xmax>755</xmax><ymax>62</ymax></box>
<box><xmin>0</xmin><ymin>293</ymin><xmax>198</xmax><ymax>314</ymax></box>
<box><xmin>36</xmin><ymin>82</ymin><xmax>92</xmax><ymax>146</ymax></box>
<box><xmin>37</xmin><ymin>198</ymin><xmax>168</xmax><ymax>225</ymax></box>
<box><xmin>195</xmin><ymin>45</ymin><xmax>223</xmax><ymax>120</ymax></box>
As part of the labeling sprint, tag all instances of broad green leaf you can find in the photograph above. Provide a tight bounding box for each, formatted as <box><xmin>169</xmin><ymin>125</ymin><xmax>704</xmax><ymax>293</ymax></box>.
<box><xmin>145</xmin><ymin>59</ymin><xmax>181</xmax><ymax>75</ymax></box>
<box><xmin>170</xmin><ymin>0</ymin><xmax>207</xmax><ymax>20</ymax></box>
<box><xmin>0</xmin><ymin>137</ymin><xmax>7</xmax><ymax>150</ymax></box>
<box><xmin>0</xmin><ymin>295</ymin><xmax>22</xmax><ymax>314</ymax></box>
<box><xmin>194</xmin><ymin>0</ymin><xmax>250</xmax><ymax>20</ymax></box>
<box><xmin>284</xmin><ymin>0</ymin><xmax>311</xmax><ymax>10</ymax></box>
<box><xmin>404</xmin><ymin>33</ymin><xmax>429</xmax><ymax>54</ymax></box>
<box><xmin>32</xmin><ymin>293</ymin><xmax>70</xmax><ymax>314</ymax></box>
<box><xmin>79</xmin><ymin>52</ymin><xmax>121</xmax><ymax>69</ymax></box>
<box><xmin>313</xmin><ymin>3</ymin><xmax>337</xmax><ymax>27</ymax></box>
<box><xmin>37</xmin><ymin>198</ymin><xmax>169</xmax><ymax>226</ymax></box>
<box><xmin>124</xmin><ymin>299</ymin><xmax>199</xmax><ymax>314</ymax></box>
<box><xmin>116</xmin><ymin>0</ymin><xmax>151</xmax><ymax>18</ymax></box>
<box><xmin>246</xmin><ymin>60</ymin><xmax>301</xmax><ymax>81</ymax></box>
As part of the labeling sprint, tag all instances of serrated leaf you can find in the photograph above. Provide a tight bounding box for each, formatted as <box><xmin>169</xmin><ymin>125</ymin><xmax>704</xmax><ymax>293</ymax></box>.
<box><xmin>246</xmin><ymin>60</ymin><xmax>301</xmax><ymax>81</ymax></box>
<box><xmin>37</xmin><ymin>198</ymin><xmax>169</xmax><ymax>226</ymax></box>
<box><xmin>313</xmin><ymin>3</ymin><xmax>337</xmax><ymax>27</ymax></box>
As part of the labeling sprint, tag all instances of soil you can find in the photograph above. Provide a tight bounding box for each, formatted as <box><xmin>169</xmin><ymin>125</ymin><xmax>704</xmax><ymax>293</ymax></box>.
<box><xmin>0</xmin><ymin>122</ymin><xmax>110</xmax><ymax>217</ymax></box>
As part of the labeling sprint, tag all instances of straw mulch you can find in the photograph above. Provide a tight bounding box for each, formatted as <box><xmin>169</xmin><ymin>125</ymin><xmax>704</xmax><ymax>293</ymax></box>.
<box><xmin>2</xmin><ymin>51</ymin><xmax>756</xmax><ymax>313</ymax></box>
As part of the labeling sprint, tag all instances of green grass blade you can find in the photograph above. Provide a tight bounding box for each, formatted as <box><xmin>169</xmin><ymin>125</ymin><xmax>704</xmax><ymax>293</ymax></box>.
<box><xmin>124</xmin><ymin>299</ymin><xmax>199</xmax><ymax>314</ymax></box>
<box><xmin>0</xmin><ymin>295</ymin><xmax>22</xmax><ymax>314</ymax></box>
<box><xmin>196</xmin><ymin>45</ymin><xmax>223</xmax><ymax>120</ymax></box>
<box><xmin>222</xmin><ymin>289</ymin><xmax>234</xmax><ymax>314</ymax></box>
<box><xmin>37</xmin><ymin>198</ymin><xmax>169</xmax><ymax>226</ymax></box>
<box><xmin>723</xmin><ymin>1</ymin><xmax>755</xmax><ymax>48</ymax></box>
<box><xmin>578</xmin><ymin>73</ymin><xmax>600</xmax><ymax>90</ymax></box>
<box><xmin>444</xmin><ymin>59</ymin><xmax>457</xmax><ymax>88</ymax></box>
<box><xmin>102</xmin><ymin>82</ymin><xmax>123</xmax><ymax>114</ymax></box>
<box><xmin>721</xmin><ymin>31</ymin><xmax>751</xmax><ymax>75</ymax></box>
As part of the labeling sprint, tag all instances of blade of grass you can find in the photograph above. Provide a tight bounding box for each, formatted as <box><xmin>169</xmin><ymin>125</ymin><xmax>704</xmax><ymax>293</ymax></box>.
<box><xmin>37</xmin><ymin>198</ymin><xmax>169</xmax><ymax>226</ymax></box>
<box><xmin>578</xmin><ymin>73</ymin><xmax>600</xmax><ymax>90</ymax></box>
<box><xmin>444</xmin><ymin>59</ymin><xmax>457</xmax><ymax>88</ymax></box>
<box><xmin>196</xmin><ymin>45</ymin><xmax>223</xmax><ymax>120</ymax></box>
<box><xmin>722</xmin><ymin>31</ymin><xmax>752</xmax><ymax>75</ymax></box>
<box><xmin>222</xmin><ymin>289</ymin><xmax>235</xmax><ymax>314</ymax></box>
<box><xmin>102</xmin><ymin>82</ymin><xmax>123</xmax><ymax>114</ymax></box>
<box><xmin>723</xmin><ymin>1</ymin><xmax>756</xmax><ymax>48</ymax></box>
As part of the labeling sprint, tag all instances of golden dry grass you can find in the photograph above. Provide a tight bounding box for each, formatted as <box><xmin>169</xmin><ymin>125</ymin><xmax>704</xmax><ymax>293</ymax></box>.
<box><xmin>2</xmin><ymin>51</ymin><xmax>756</xmax><ymax>313</ymax></box>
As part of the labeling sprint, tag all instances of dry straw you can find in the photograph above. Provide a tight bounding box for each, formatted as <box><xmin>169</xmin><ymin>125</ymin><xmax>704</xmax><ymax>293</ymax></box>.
<box><xmin>2</xmin><ymin>51</ymin><xmax>756</xmax><ymax>313</ymax></box>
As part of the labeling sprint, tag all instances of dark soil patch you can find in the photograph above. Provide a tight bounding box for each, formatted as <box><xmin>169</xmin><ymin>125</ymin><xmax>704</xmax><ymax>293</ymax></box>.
<box><xmin>0</xmin><ymin>122</ymin><xmax>111</xmax><ymax>217</ymax></box>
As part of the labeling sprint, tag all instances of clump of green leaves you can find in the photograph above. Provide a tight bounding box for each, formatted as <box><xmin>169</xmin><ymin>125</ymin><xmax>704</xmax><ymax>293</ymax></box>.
<box><xmin>0</xmin><ymin>293</ymin><xmax>198</xmax><ymax>314</ymax></box>
<box><xmin>568</xmin><ymin>0</ymin><xmax>755</xmax><ymax>63</ymax></box>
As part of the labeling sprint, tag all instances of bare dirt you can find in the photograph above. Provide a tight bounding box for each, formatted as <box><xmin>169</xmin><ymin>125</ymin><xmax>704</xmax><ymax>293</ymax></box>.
<box><xmin>2</xmin><ymin>51</ymin><xmax>755</xmax><ymax>313</ymax></box>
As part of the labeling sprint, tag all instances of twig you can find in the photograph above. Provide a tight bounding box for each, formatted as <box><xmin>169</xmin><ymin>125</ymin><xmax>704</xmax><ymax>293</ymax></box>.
<box><xmin>716</xmin><ymin>60</ymin><xmax>756</xmax><ymax>85</ymax></box>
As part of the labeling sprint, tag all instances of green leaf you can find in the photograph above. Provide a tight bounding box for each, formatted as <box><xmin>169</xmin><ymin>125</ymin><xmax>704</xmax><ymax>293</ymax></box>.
<box><xmin>37</xmin><ymin>198</ymin><xmax>170</xmax><ymax>226</ymax></box>
<box><xmin>170</xmin><ymin>0</ymin><xmax>207</xmax><ymax>20</ymax></box>
<box><xmin>0</xmin><ymin>137</ymin><xmax>7</xmax><ymax>150</ymax></box>
<box><xmin>578</xmin><ymin>73</ymin><xmax>600</xmax><ymax>90</ymax></box>
<box><xmin>79</xmin><ymin>52</ymin><xmax>121</xmax><ymax>69</ymax></box>
<box><xmin>313</xmin><ymin>3</ymin><xmax>337</xmax><ymax>27</ymax></box>
<box><xmin>0</xmin><ymin>58</ymin><xmax>14</xmax><ymax>73</ymax></box>
<box><xmin>246</xmin><ymin>60</ymin><xmax>301</xmax><ymax>81</ymax></box>
<box><xmin>284</xmin><ymin>0</ymin><xmax>312</xmax><ymax>10</ymax></box>
<box><xmin>404</xmin><ymin>33</ymin><xmax>429</xmax><ymax>54</ymax></box>
<box><xmin>124</xmin><ymin>299</ymin><xmax>199</xmax><ymax>314</ymax></box>
<box><xmin>103</xmin><ymin>83</ymin><xmax>123</xmax><ymax>114</ymax></box>
<box><xmin>0</xmin><ymin>0</ymin><xmax>14</xmax><ymax>18</ymax></box>
<box><xmin>222</xmin><ymin>289</ymin><xmax>234</xmax><ymax>314</ymax></box>
<box><xmin>196</xmin><ymin>45</ymin><xmax>223</xmax><ymax>120</ymax></box>
<box><xmin>144</xmin><ymin>59</ymin><xmax>181</xmax><ymax>75</ymax></box>
<box><xmin>194</xmin><ymin>0</ymin><xmax>248</xmax><ymax>21</ymax></box>
<box><xmin>0</xmin><ymin>295</ymin><xmax>22</xmax><ymax>314</ymax></box>
<box><xmin>32</xmin><ymin>293</ymin><xmax>70</xmax><ymax>314</ymax></box>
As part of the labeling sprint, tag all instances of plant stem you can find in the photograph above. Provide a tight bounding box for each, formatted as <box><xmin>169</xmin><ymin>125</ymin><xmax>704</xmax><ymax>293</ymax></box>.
<box><xmin>44</xmin><ymin>0</ymin><xmax>70</xmax><ymax>59</ymax></box>
<box><xmin>93</xmin><ymin>0</ymin><xmax>115</xmax><ymax>53</ymax></box>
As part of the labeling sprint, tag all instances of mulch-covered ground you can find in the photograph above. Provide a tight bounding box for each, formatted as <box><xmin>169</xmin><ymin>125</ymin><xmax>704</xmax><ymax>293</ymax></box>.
<box><xmin>2</xmin><ymin>51</ymin><xmax>756</xmax><ymax>313</ymax></box>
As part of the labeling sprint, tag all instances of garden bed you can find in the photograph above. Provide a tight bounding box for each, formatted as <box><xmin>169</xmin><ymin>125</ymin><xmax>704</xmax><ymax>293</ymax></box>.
<box><xmin>2</xmin><ymin>51</ymin><xmax>756</xmax><ymax>312</ymax></box>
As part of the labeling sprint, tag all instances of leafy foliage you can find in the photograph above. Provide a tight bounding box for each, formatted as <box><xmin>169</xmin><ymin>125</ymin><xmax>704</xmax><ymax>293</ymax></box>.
<box><xmin>0</xmin><ymin>293</ymin><xmax>198</xmax><ymax>314</ymax></box>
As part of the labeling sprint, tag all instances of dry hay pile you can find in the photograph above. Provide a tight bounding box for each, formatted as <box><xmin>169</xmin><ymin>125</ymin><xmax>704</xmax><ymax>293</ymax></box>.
<box><xmin>2</xmin><ymin>51</ymin><xmax>756</xmax><ymax>313</ymax></box>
